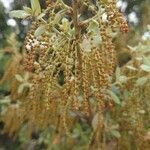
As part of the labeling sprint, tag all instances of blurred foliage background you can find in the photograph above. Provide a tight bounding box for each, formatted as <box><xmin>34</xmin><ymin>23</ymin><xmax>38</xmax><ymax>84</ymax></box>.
<box><xmin>0</xmin><ymin>0</ymin><xmax>150</xmax><ymax>149</ymax></box>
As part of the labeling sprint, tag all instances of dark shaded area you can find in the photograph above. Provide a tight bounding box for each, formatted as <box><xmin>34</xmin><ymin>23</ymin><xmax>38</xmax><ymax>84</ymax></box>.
<box><xmin>0</xmin><ymin>2</ymin><xmax>11</xmax><ymax>48</ymax></box>
<box><xmin>0</xmin><ymin>134</ymin><xmax>20</xmax><ymax>150</ymax></box>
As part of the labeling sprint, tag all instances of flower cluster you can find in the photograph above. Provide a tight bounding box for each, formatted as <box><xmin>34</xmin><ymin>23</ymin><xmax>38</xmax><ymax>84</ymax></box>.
<box><xmin>3</xmin><ymin>0</ymin><xmax>129</xmax><ymax>147</ymax></box>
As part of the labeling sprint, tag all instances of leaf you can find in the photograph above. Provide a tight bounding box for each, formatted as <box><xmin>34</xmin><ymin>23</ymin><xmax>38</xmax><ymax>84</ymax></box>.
<box><xmin>110</xmin><ymin>124</ymin><xmax>119</xmax><ymax>130</ymax></box>
<box><xmin>18</xmin><ymin>83</ymin><xmax>30</xmax><ymax>94</ymax></box>
<box><xmin>143</xmin><ymin>56</ymin><xmax>150</xmax><ymax>65</ymax></box>
<box><xmin>18</xmin><ymin>84</ymin><xmax>25</xmax><ymax>94</ymax></box>
<box><xmin>115</xmin><ymin>67</ymin><xmax>121</xmax><ymax>81</ymax></box>
<box><xmin>31</xmin><ymin>0</ymin><xmax>41</xmax><ymax>16</ymax></box>
<box><xmin>23</xmin><ymin>6</ymin><xmax>32</xmax><ymax>14</ymax></box>
<box><xmin>60</xmin><ymin>18</ymin><xmax>70</xmax><ymax>32</ymax></box>
<box><xmin>34</xmin><ymin>25</ymin><xmax>46</xmax><ymax>37</ymax></box>
<box><xmin>10</xmin><ymin>10</ymin><xmax>30</xmax><ymax>19</ymax></box>
<box><xmin>111</xmin><ymin>130</ymin><xmax>121</xmax><ymax>138</ymax></box>
<box><xmin>91</xmin><ymin>35</ymin><xmax>101</xmax><ymax>46</ymax></box>
<box><xmin>139</xmin><ymin>110</ymin><xmax>146</xmax><ymax>114</ymax></box>
<box><xmin>53</xmin><ymin>9</ymin><xmax>66</xmax><ymax>25</ymax></box>
<box><xmin>118</xmin><ymin>76</ymin><xmax>128</xmax><ymax>83</ymax></box>
<box><xmin>88</xmin><ymin>19</ymin><xmax>99</xmax><ymax>32</ymax></box>
<box><xmin>15</xmin><ymin>74</ymin><xmax>24</xmax><ymax>82</ymax></box>
<box><xmin>24</xmin><ymin>72</ymin><xmax>30</xmax><ymax>81</ymax></box>
<box><xmin>91</xmin><ymin>113</ymin><xmax>103</xmax><ymax>131</ymax></box>
<box><xmin>0</xmin><ymin>97</ymin><xmax>11</xmax><ymax>105</ymax></box>
<box><xmin>126</xmin><ymin>66</ymin><xmax>137</xmax><ymax>71</ymax></box>
<box><xmin>136</xmin><ymin>57</ymin><xmax>142</xmax><ymax>61</ymax></box>
<box><xmin>127</xmin><ymin>45</ymin><xmax>136</xmax><ymax>51</ymax></box>
<box><xmin>37</xmin><ymin>13</ymin><xmax>46</xmax><ymax>20</ymax></box>
<box><xmin>140</xmin><ymin>64</ymin><xmax>150</xmax><ymax>72</ymax></box>
<box><xmin>80</xmin><ymin>38</ymin><xmax>92</xmax><ymax>52</ymax></box>
<box><xmin>108</xmin><ymin>91</ymin><xmax>121</xmax><ymax>105</ymax></box>
<box><xmin>136</xmin><ymin>77</ymin><xmax>148</xmax><ymax>86</ymax></box>
<box><xmin>92</xmin><ymin>113</ymin><xmax>99</xmax><ymax>131</ymax></box>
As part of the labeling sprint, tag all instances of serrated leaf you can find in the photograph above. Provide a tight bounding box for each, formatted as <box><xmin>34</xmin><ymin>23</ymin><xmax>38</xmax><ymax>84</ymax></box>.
<box><xmin>10</xmin><ymin>10</ymin><xmax>30</xmax><ymax>19</ymax></box>
<box><xmin>34</xmin><ymin>25</ymin><xmax>46</xmax><ymax>37</ymax></box>
<box><xmin>31</xmin><ymin>0</ymin><xmax>41</xmax><ymax>16</ymax></box>
<box><xmin>136</xmin><ymin>77</ymin><xmax>148</xmax><ymax>86</ymax></box>
<box><xmin>111</xmin><ymin>130</ymin><xmax>121</xmax><ymax>138</ymax></box>
<box><xmin>140</xmin><ymin>64</ymin><xmax>150</xmax><ymax>72</ymax></box>
<box><xmin>15</xmin><ymin>74</ymin><xmax>24</xmax><ymax>82</ymax></box>
<box><xmin>108</xmin><ymin>91</ymin><xmax>121</xmax><ymax>105</ymax></box>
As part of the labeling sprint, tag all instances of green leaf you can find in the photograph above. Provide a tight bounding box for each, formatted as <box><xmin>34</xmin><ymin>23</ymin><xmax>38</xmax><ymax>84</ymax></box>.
<box><xmin>53</xmin><ymin>9</ymin><xmax>66</xmax><ymax>25</ymax></box>
<box><xmin>10</xmin><ymin>10</ymin><xmax>30</xmax><ymax>19</ymax></box>
<box><xmin>80</xmin><ymin>38</ymin><xmax>92</xmax><ymax>52</ymax></box>
<box><xmin>108</xmin><ymin>90</ymin><xmax>121</xmax><ymax>105</ymax></box>
<box><xmin>143</xmin><ymin>56</ymin><xmax>150</xmax><ymax>66</ymax></box>
<box><xmin>92</xmin><ymin>113</ymin><xmax>99</xmax><ymax>131</ymax></box>
<box><xmin>18</xmin><ymin>83</ymin><xmax>30</xmax><ymax>94</ymax></box>
<box><xmin>23</xmin><ymin>6</ymin><xmax>33</xmax><ymax>14</ymax></box>
<box><xmin>18</xmin><ymin>84</ymin><xmax>25</xmax><ymax>94</ymax></box>
<box><xmin>24</xmin><ymin>72</ymin><xmax>30</xmax><ymax>81</ymax></box>
<box><xmin>111</xmin><ymin>130</ymin><xmax>121</xmax><ymax>138</ymax></box>
<box><xmin>88</xmin><ymin>19</ymin><xmax>99</xmax><ymax>32</ymax></box>
<box><xmin>15</xmin><ymin>74</ymin><xmax>24</xmax><ymax>82</ymax></box>
<box><xmin>31</xmin><ymin>0</ymin><xmax>41</xmax><ymax>16</ymax></box>
<box><xmin>60</xmin><ymin>18</ymin><xmax>70</xmax><ymax>32</ymax></box>
<box><xmin>118</xmin><ymin>76</ymin><xmax>128</xmax><ymax>83</ymax></box>
<box><xmin>0</xmin><ymin>97</ymin><xmax>11</xmax><ymax>105</ymax></box>
<box><xmin>139</xmin><ymin>110</ymin><xmax>146</xmax><ymax>114</ymax></box>
<box><xmin>136</xmin><ymin>77</ymin><xmax>148</xmax><ymax>86</ymax></box>
<box><xmin>110</xmin><ymin>124</ymin><xmax>119</xmax><ymax>130</ymax></box>
<box><xmin>34</xmin><ymin>25</ymin><xmax>46</xmax><ymax>37</ymax></box>
<box><xmin>127</xmin><ymin>45</ymin><xmax>136</xmax><ymax>51</ymax></box>
<box><xmin>126</xmin><ymin>66</ymin><xmax>137</xmax><ymax>71</ymax></box>
<box><xmin>37</xmin><ymin>13</ymin><xmax>46</xmax><ymax>20</ymax></box>
<box><xmin>140</xmin><ymin>64</ymin><xmax>150</xmax><ymax>72</ymax></box>
<box><xmin>115</xmin><ymin>67</ymin><xmax>121</xmax><ymax>81</ymax></box>
<box><xmin>92</xmin><ymin>113</ymin><xmax>103</xmax><ymax>131</ymax></box>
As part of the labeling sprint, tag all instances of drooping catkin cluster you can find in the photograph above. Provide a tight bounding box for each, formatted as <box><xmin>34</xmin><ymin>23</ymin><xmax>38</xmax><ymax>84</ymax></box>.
<box><xmin>111</xmin><ymin>40</ymin><xmax>150</xmax><ymax>149</ymax></box>
<box><xmin>2</xmin><ymin>0</ymin><xmax>128</xmax><ymax>142</ymax></box>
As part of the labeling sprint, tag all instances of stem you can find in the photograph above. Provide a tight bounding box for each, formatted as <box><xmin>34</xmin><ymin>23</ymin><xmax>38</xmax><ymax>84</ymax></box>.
<box><xmin>72</xmin><ymin>0</ymin><xmax>80</xmax><ymax>39</ymax></box>
<box><xmin>72</xmin><ymin>0</ymin><xmax>92</xmax><ymax>120</ymax></box>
